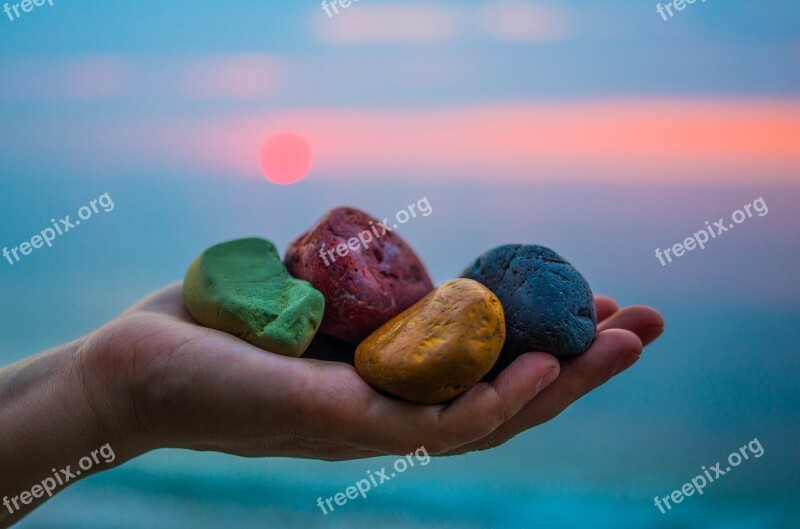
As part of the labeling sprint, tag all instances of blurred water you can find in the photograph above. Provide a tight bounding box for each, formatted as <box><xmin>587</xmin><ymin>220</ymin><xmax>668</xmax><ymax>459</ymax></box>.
<box><xmin>1</xmin><ymin>174</ymin><xmax>799</xmax><ymax>528</ymax></box>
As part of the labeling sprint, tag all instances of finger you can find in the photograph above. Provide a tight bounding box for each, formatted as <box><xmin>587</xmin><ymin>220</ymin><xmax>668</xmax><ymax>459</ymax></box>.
<box><xmin>594</xmin><ymin>295</ymin><xmax>619</xmax><ymax>323</ymax></box>
<box><xmin>125</xmin><ymin>281</ymin><xmax>202</xmax><ymax>325</ymax></box>
<box><xmin>354</xmin><ymin>352</ymin><xmax>560</xmax><ymax>455</ymax></box>
<box><xmin>444</xmin><ymin>329</ymin><xmax>642</xmax><ymax>455</ymax></box>
<box><xmin>434</xmin><ymin>352</ymin><xmax>560</xmax><ymax>452</ymax></box>
<box><xmin>598</xmin><ymin>305</ymin><xmax>664</xmax><ymax>346</ymax></box>
<box><xmin>125</xmin><ymin>281</ymin><xmax>185</xmax><ymax>314</ymax></box>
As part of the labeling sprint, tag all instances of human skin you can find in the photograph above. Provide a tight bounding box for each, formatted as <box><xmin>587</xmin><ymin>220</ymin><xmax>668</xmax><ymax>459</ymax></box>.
<box><xmin>0</xmin><ymin>282</ymin><xmax>663</xmax><ymax>527</ymax></box>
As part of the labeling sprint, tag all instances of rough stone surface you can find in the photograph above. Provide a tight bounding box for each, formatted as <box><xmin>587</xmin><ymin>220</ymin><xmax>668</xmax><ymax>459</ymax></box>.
<box><xmin>461</xmin><ymin>244</ymin><xmax>596</xmax><ymax>375</ymax></box>
<box><xmin>285</xmin><ymin>207</ymin><xmax>434</xmax><ymax>344</ymax></box>
<box><xmin>355</xmin><ymin>279</ymin><xmax>505</xmax><ymax>404</ymax></box>
<box><xmin>183</xmin><ymin>237</ymin><xmax>325</xmax><ymax>357</ymax></box>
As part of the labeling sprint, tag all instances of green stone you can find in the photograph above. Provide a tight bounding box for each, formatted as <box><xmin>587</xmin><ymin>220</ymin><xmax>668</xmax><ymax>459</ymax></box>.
<box><xmin>183</xmin><ymin>238</ymin><xmax>325</xmax><ymax>357</ymax></box>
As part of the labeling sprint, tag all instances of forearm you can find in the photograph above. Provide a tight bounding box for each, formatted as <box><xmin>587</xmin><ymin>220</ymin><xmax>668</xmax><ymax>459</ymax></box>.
<box><xmin>0</xmin><ymin>339</ymin><xmax>140</xmax><ymax>526</ymax></box>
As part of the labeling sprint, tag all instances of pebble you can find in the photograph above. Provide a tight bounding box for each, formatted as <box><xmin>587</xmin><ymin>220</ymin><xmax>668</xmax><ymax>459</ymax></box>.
<box><xmin>285</xmin><ymin>207</ymin><xmax>434</xmax><ymax>344</ymax></box>
<box><xmin>183</xmin><ymin>238</ymin><xmax>325</xmax><ymax>357</ymax></box>
<box><xmin>461</xmin><ymin>244</ymin><xmax>596</xmax><ymax>376</ymax></box>
<box><xmin>355</xmin><ymin>278</ymin><xmax>505</xmax><ymax>404</ymax></box>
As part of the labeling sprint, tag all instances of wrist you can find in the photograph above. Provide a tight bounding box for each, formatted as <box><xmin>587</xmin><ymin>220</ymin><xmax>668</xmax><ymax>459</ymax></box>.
<box><xmin>76</xmin><ymin>327</ymin><xmax>159</xmax><ymax>461</ymax></box>
<box><xmin>0</xmin><ymin>336</ymin><xmax>146</xmax><ymax>520</ymax></box>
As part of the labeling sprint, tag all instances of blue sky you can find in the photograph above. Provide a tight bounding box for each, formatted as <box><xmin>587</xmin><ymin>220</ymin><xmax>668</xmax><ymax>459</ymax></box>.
<box><xmin>1</xmin><ymin>1</ymin><xmax>798</xmax><ymax>188</ymax></box>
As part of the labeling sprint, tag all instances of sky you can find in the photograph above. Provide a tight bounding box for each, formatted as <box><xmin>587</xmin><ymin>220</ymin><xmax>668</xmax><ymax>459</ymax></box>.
<box><xmin>0</xmin><ymin>0</ymin><xmax>798</xmax><ymax>186</ymax></box>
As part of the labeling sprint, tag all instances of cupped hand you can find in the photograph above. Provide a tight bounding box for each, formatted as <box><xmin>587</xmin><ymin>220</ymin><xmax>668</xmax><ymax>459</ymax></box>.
<box><xmin>80</xmin><ymin>283</ymin><xmax>663</xmax><ymax>461</ymax></box>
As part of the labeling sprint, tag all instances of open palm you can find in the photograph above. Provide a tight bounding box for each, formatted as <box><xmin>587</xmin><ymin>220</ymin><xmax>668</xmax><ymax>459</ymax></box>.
<box><xmin>83</xmin><ymin>282</ymin><xmax>663</xmax><ymax>460</ymax></box>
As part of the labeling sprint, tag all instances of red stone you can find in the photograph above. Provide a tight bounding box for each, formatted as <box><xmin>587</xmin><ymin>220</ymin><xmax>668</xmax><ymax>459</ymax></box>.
<box><xmin>285</xmin><ymin>207</ymin><xmax>434</xmax><ymax>344</ymax></box>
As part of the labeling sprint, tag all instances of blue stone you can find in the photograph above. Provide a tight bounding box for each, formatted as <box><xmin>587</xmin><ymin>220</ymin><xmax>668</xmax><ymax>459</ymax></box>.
<box><xmin>461</xmin><ymin>244</ymin><xmax>596</xmax><ymax>375</ymax></box>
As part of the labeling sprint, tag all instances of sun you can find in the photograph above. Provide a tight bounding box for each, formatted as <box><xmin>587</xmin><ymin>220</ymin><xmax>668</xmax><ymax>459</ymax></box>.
<box><xmin>259</xmin><ymin>133</ymin><xmax>313</xmax><ymax>185</ymax></box>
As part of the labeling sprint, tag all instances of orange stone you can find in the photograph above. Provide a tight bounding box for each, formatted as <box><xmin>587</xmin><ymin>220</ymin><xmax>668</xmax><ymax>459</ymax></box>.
<box><xmin>355</xmin><ymin>278</ymin><xmax>505</xmax><ymax>404</ymax></box>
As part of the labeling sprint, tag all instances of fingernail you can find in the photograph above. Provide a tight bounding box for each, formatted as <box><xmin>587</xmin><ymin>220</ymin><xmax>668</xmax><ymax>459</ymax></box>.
<box><xmin>537</xmin><ymin>367</ymin><xmax>559</xmax><ymax>393</ymax></box>
<box><xmin>612</xmin><ymin>352</ymin><xmax>641</xmax><ymax>376</ymax></box>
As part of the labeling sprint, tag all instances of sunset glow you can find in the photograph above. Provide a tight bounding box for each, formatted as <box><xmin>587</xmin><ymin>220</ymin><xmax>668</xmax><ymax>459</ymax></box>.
<box><xmin>127</xmin><ymin>98</ymin><xmax>800</xmax><ymax>185</ymax></box>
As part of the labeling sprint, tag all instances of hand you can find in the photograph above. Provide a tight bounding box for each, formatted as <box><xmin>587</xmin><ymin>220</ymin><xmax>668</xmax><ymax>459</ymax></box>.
<box><xmin>79</xmin><ymin>283</ymin><xmax>663</xmax><ymax>460</ymax></box>
<box><xmin>443</xmin><ymin>296</ymin><xmax>664</xmax><ymax>454</ymax></box>
<box><xmin>0</xmin><ymin>282</ymin><xmax>662</xmax><ymax>525</ymax></box>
